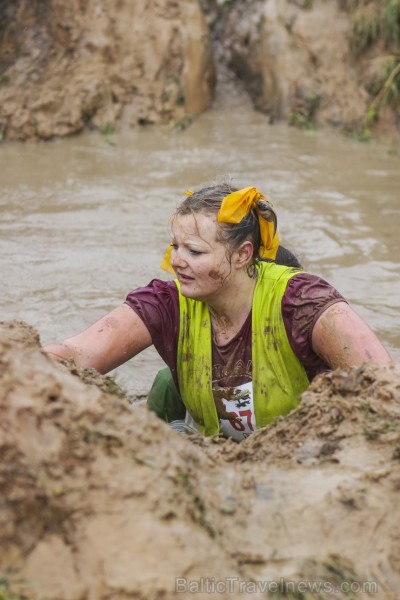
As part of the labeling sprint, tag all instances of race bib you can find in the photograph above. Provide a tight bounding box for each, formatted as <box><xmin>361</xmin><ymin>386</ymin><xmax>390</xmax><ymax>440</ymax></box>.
<box><xmin>218</xmin><ymin>382</ymin><xmax>256</xmax><ymax>442</ymax></box>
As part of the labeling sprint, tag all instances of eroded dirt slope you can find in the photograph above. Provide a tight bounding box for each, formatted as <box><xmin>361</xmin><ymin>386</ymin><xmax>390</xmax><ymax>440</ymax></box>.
<box><xmin>0</xmin><ymin>0</ymin><xmax>215</xmax><ymax>140</ymax></box>
<box><xmin>1</xmin><ymin>321</ymin><xmax>400</xmax><ymax>599</ymax></box>
<box><xmin>1</xmin><ymin>0</ymin><xmax>399</xmax><ymax>141</ymax></box>
<box><xmin>218</xmin><ymin>0</ymin><xmax>369</xmax><ymax>130</ymax></box>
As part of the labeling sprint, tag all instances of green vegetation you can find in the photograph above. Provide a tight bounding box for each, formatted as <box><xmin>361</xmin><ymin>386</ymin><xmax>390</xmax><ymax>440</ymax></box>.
<box><xmin>163</xmin><ymin>71</ymin><xmax>185</xmax><ymax>107</ymax></box>
<box><xmin>350</xmin><ymin>51</ymin><xmax>400</xmax><ymax>140</ymax></box>
<box><xmin>215</xmin><ymin>0</ymin><xmax>237</xmax><ymax>6</ymax></box>
<box><xmin>338</xmin><ymin>1</ymin><xmax>400</xmax><ymax>138</ymax></box>
<box><xmin>0</xmin><ymin>578</ymin><xmax>32</xmax><ymax>600</ymax></box>
<box><xmin>340</xmin><ymin>0</ymin><xmax>400</xmax><ymax>53</ymax></box>
<box><xmin>302</xmin><ymin>0</ymin><xmax>400</xmax><ymax>51</ymax></box>
<box><xmin>287</xmin><ymin>1</ymin><xmax>400</xmax><ymax>136</ymax></box>
<box><xmin>172</xmin><ymin>115</ymin><xmax>193</xmax><ymax>132</ymax></box>
<box><xmin>289</xmin><ymin>93</ymin><xmax>321</xmax><ymax>130</ymax></box>
<box><xmin>268</xmin><ymin>554</ymin><xmax>365</xmax><ymax>599</ymax></box>
<box><xmin>99</xmin><ymin>122</ymin><xmax>114</xmax><ymax>136</ymax></box>
<box><xmin>369</xmin><ymin>55</ymin><xmax>400</xmax><ymax>112</ymax></box>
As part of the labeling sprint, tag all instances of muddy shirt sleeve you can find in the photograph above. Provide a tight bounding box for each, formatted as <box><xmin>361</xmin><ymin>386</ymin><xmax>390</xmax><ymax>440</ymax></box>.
<box><xmin>282</xmin><ymin>273</ymin><xmax>347</xmax><ymax>380</ymax></box>
<box><xmin>124</xmin><ymin>279</ymin><xmax>180</xmax><ymax>376</ymax></box>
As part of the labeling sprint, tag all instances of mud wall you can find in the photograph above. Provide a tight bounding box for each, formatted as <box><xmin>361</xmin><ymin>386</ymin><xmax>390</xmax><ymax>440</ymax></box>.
<box><xmin>218</xmin><ymin>0</ymin><xmax>369</xmax><ymax>129</ymax></box>
<box><xmin>0</xmin><ymin>0</ymin><xmax>398</xmax><ymax>141</ymax></box>
<box><xmin>1</xmin><ymin>321</ymin><xmax>400</xmax><ymax>599</ymax></box>
<box><xmin>0</xmin><ymin>0</ymin><xmax>215</xmax><ymax>140</ymax></box>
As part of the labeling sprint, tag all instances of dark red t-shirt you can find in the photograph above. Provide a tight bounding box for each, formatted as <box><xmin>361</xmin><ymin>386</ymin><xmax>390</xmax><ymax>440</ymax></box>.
<box><xmin>124</xmin><ymin>272</ymin><xmax>346</xmax><ymax>390</ymax></box>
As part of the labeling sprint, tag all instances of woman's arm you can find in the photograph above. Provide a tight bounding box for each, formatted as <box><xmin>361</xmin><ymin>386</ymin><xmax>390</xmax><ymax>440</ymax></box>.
<box><xmin>43</xmin><ymin>303</ymin><xmax>152</xmax><ymax>374</ymax></box>
<box><xmin>311</xmin><ymin>301</ymin><xmax>392</xmax><ymax>369</ymax></box>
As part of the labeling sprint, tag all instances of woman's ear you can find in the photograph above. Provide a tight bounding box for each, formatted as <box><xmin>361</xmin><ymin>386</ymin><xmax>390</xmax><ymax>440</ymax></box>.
<box><xmin>235</xmin><ymin>241</ymin><xmax>254</xmax><ymax>269</ymax></box>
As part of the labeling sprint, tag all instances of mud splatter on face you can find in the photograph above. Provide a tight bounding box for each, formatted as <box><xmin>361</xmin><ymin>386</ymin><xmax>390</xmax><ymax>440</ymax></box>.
<box><xmin>208</xmin><ymin>269</ymin><xmax>228</xmax><ymax>286</ymax></box>
<box><xmin>208</xmin><ymin>269</ymin><xmax>221</xmax><ymax>280</ymax></box>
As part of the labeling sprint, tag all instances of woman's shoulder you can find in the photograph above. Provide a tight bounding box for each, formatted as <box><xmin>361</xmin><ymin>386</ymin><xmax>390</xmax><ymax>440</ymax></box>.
<box><xmin>285</xmin><ymin>271</ymin><xmax>346</xmax><ymax>303</ymax></box>
<box><xmin>125</xmin><ymin>278</ymin><xmax>178</xmax><ymax>304</ymax></box>
<box><xmin>124</xmin><ymin>278</ymin><xmax>180</xmax><ymax>326</ymax></box>
<box><xmin>281</xmin><ymin>271</ymin><xmax>347</xmax><ymax>379</ymax></box>
<box><xmin>124</xmin><ymin>279</ymin><xmax>180</xmax><ymax>368</ymax></box>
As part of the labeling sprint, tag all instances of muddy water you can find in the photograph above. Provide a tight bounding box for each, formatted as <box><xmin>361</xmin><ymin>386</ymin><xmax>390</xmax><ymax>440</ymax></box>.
<box><xmin>0</xmin><ymin>92</ymin><xmax>399</xmax><ymax>392</ymax></box>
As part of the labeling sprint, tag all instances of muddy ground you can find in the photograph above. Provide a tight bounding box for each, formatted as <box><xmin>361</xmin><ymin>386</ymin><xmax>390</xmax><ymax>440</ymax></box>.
<box><xmin>0</xmin><ymin>0</ymin><xmax>215</xmax><ymax>140</ymax></box>
<box><xmin>1</xmin><ymin>320</ymin><xmax>400</xmax><ymax>599</ymax></box>
<box><xmin>0</xmin><ymin>0</ymin><xmax>398</xmax><ymax>141</ymax></box>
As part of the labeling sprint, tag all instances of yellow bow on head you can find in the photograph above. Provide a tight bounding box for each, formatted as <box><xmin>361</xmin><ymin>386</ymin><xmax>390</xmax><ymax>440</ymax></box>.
<box><xmin>160</xmin><ymin>186</ymin><xmax>279</xmax><ymax>273</ymax></box>
<box><xmin>160</xmin><ymin>191</ymin><xmax>193</xmax><ymax>274</ymax></box>
<box><xmin>218</xmin><ymin>186</ymin><xmax>279</xmax><ymax>260</ymax></box>
<box><xmin>160</xmin><ymin>244</ymin><xmax>174</xmax><ymax>274</ymax></box>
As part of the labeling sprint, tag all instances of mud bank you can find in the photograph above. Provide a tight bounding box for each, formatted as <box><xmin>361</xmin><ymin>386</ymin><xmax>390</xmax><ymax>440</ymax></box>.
<box><xmin>216</xmin><ymin>0</ymin><xmax>400</xmax><ymax>140</ymax></box>
<box><xmin>0</xmin><ymin>0</ymin><xmax>215</xmax><ymax>140</ymax></box>
<box><xmin>1</xmin><ymin>321</ymin><xmax>400</xmax><ymax>599</ymax></box>
<box><xmin>1</xmin><ymin>0</ymin><xmax>399</xmax><ymax>141</ymax></box>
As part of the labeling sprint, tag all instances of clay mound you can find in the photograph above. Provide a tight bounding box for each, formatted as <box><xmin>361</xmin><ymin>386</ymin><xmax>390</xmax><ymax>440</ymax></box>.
<box><xmin>0</xmin><ymin>321</ymin><xmax>239</xmax><ymax>600</ymax></box>
<box><xmin>1</xmin><ymin>321</ymin><xmax>400</xmax><ymax>599</ymax></box>
<box><xmin>215</xmin><ymin>363</ymin><xmax>400</xmax><ymax>599</ymax></box>
<box><xmin>0</xmin><ymin>0</ymin><xmax>215</xmax><ymax>141</ymax></box>
<box><xmin>231</xmin><ymin>363</ymin><xmax>400</xmax><ymax>466</ymax></box>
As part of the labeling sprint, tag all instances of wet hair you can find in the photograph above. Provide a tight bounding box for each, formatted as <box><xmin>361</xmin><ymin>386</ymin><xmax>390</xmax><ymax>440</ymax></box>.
<box><xmin>174</xmin><ymin>183</ymin><xmax>275</xmax><ymax>257</ymax></box>
<box><xmin>173</xmin><ymin>182</ymin><xmax>301</xmax><ymax>272</ymax></box>
<box><xmin>272</xmin><ymin>245</ymin><xmax>302</xmax><ymax>269</ymax></box>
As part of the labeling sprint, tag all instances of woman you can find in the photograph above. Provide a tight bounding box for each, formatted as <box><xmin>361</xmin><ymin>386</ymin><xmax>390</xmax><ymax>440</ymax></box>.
<box><xmin>44</xmin><ymin>183</ymin><xmax>392</xmax><ymax>440</ymax></box>
<box><xmin>146</xmin><ymin>241</ymin><xmax>302</xmax><ymax>427</ymax></box>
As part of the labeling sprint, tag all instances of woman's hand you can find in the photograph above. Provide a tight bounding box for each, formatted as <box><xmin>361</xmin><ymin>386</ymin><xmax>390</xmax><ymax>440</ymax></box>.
<box><xmin>43</xmin><ymin>304</ymin><xmax>152</xmax><ymax>374</ymax></box>
<box><xmin>312</xmin><ymin>301</ymin><xmax>392</xmax><ymax>369</ymax></box>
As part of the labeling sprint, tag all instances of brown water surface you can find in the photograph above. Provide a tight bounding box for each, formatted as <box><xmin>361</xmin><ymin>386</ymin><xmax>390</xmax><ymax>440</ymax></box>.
<box><xmin>1</xmin><ymin>92</ymin><xmax>399</xmax><ymax>392</ymax></box>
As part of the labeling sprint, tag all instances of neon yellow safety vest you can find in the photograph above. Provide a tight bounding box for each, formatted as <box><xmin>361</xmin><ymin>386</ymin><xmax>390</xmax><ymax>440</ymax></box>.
<box><xmin>176</xmin><ymin>261</ymin><xmax>309</xmax><ymax>437</ymax></box>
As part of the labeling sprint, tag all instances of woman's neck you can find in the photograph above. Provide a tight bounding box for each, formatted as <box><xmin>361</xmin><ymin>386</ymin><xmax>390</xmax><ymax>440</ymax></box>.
<box><xmin>207</xmin><ymin>273</ymin><xmax>257</xmax><ymax>345</ymax></box>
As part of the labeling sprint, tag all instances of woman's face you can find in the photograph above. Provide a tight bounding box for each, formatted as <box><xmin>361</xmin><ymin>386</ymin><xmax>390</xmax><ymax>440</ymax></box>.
<box><xmin>170</xmin><ymin>212</ymin><xmax>233</xmax><ymax>301</ymax></box>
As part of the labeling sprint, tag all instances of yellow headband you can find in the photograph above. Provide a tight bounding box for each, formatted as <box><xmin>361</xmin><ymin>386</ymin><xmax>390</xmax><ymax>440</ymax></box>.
<box><xmin>217</xmin><ymin>186</ymin><xmax>279</xmax><ymax>260</ymax></box>
<box><xmin>160</xmin><ymin>186</ymin><xmax>279</xmax><ymax>273</ymax></box>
